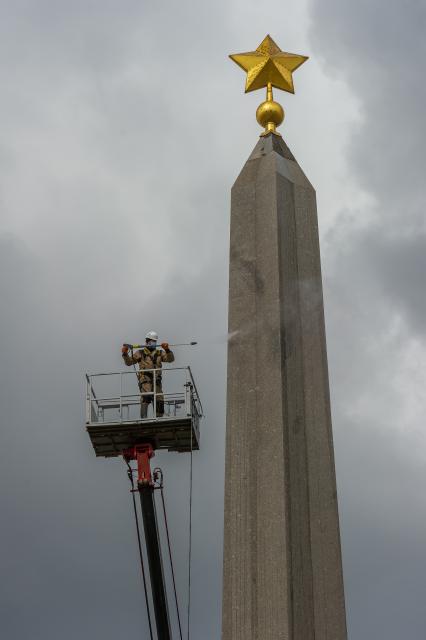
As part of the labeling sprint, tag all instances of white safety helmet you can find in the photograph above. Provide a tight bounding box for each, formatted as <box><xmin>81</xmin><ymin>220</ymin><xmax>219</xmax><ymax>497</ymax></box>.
<box><xmin>145</xmin><ymin>330</ymin><xmax>158</xmax><ymax>342</ymax></box>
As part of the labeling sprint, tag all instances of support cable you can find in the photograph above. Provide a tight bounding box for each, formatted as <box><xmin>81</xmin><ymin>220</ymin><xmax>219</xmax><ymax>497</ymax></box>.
<box><xmin>156</xmin><ymin>469</ymin><xmax>184</xmax><ymax>640</ymax></box>
<box><xmin>126</xmin><ymin>462</ymin><xmax>154</xmax><ymax>640</ymax></box>
<box><xmin>187</xmin><ymin>418</ymin><xmax>194</xmax><ymax>640</ymax></box>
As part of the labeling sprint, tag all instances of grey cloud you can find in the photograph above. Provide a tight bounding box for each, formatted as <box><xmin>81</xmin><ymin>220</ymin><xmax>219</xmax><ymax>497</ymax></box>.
<box><xmin>333</xmin><ymin>412</ymin><xmax>426</xmax><ymax>640</ymax></box>
<box><xmin>324</xmin><ymin>219</ymin><xmax>426</xmax><ymax>337</ymax></box>
<box><xmin>309</xmin><ymin>0</ymin><xmax>426</xmax><ymax>209</ymax></box>
<box><xmin>367</xmin><ymin>230</ymin><xmax>426</xmax><ymax>334</ymax></box>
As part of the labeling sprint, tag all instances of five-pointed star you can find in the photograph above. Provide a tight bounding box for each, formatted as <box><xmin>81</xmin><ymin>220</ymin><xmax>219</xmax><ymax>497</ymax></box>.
<box><xmin>229</xmin><ymin>34</ymin><xmax>308</xmax><ymax>94</ymax></box>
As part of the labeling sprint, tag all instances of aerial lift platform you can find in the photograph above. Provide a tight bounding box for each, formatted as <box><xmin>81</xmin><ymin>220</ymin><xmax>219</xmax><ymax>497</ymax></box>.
<box><xmin>86</xmin><ymin>366</ymin><xmax>202</xmax><ymax>640</ymax></box>
<box><xmin>86</xmin><ymin>366</ymin><xmax>201</xmax><ymax>456</ymax></box>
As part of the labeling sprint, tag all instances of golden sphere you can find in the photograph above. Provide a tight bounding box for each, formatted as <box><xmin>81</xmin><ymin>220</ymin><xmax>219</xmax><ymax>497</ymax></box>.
<box><xmin>256</xmin><ymin>99</ymin><xmax>284</xmax><ymax>130</ymax></box>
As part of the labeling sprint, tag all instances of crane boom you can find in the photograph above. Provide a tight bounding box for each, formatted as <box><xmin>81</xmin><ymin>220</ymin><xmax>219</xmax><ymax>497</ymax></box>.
<box><xmin>124</xmin><ymin>444</ymin><xmax>172</xmax><ymax>640</ymax></box>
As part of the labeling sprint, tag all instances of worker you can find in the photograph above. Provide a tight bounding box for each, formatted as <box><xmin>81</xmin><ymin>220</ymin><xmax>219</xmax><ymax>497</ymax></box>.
<box><xmin>121</xmin><ymin>331</ymin><xmax>175</xmax><ymax>418</ymax></box>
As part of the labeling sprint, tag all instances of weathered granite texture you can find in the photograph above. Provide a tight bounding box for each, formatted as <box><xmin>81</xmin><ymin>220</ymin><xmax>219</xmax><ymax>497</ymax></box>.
<box><xmin>222</xmin><ymin>133</ymin><xmax>347</xmax><ymax>640</ymax></box>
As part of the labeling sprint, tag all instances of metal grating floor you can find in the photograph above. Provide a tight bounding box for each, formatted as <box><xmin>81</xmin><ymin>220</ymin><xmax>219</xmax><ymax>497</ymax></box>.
<box><xmin>86</xmin><ymin>417</ymin><xmax>200</xmax><ymax>457</ymax></box>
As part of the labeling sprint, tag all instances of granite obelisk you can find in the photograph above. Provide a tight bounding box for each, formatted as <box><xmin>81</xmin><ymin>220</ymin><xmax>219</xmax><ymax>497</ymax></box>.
<box><xmin>222</xmin><ymin>37</ymin><xmax>347</xmax><ymax>640</ymax></box>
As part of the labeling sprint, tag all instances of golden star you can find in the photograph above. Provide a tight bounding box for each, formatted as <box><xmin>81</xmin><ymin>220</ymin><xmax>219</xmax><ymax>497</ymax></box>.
<box><xmin>229</xmin><ymin>34</ymin><xmax>308</xmax><ymax>94</ymax></box>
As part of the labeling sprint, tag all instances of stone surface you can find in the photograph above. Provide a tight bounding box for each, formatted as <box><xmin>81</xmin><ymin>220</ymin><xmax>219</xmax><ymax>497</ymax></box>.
<box><xmin>222</xmin><ymin>133</ymin><xmax>347</xmax><ymax>640</ymax></box>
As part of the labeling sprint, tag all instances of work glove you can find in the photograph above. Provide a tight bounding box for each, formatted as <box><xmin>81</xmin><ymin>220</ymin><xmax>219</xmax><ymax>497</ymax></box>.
<box><xmin>122</xmin><ymin>345</ymin><xmax>129</xmax><ymax>356</ymax></box>
<box><xmin>161</xmin><ymin>342</ymin><xmax>169</xmax><ymax>351</ymax></box>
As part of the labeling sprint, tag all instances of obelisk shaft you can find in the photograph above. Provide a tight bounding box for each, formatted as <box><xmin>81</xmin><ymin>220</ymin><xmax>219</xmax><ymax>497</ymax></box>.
<box><xmin>222</xmin><ymin>134</ymin><xmax>347</xmax><ymax>640</ymax></box>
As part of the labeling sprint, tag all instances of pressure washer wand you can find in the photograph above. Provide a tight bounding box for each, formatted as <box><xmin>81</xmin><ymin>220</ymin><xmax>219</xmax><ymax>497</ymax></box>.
<box><xmin>123</xmin><ymin>341</ymin><xmax>198</xmax><ymax>349</ymax></box>
<box><xmin>169</xmin><ymin>341</ymin><xmax>198</xmax><ymax>347</ymax></box>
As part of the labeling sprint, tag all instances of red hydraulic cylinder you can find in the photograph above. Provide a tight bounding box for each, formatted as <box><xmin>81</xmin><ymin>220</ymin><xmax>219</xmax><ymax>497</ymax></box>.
<box><xmin>123</xmin><ymin>444</ymin><xmax>154</xmax><ymax>486</ymax></box>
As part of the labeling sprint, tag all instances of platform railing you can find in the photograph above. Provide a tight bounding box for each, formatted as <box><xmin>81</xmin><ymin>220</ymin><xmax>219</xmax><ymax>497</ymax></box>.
<box><xmin>85</xmin><ymin>366</ymin><xmax>203</xmax><ymax>426</ymax></box>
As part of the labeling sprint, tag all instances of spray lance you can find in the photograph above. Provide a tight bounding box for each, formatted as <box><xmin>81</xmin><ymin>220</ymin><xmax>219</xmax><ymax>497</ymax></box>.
<box><xmin>122</xmin><ymin>341</ymin><xmax>198</xmax><ymax>349</ymax></box>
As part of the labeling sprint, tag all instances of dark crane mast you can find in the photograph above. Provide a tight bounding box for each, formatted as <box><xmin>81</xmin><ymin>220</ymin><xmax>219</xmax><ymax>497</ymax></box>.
<box><xmin>124</xmin><ymin>444</ymin><xmax>172</xmax><ymax>639</ymax></box>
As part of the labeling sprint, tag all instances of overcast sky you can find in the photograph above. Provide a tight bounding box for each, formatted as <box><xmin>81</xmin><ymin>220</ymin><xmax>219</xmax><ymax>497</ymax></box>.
<box><xmin>0</xmin><ymin>1</ymin><xmax>425</xmax><ymax>639</ymax></box>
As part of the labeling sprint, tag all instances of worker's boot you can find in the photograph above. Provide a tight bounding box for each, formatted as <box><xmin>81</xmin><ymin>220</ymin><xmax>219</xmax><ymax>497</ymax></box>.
<box><xmin>140</xmin><ymin>403</ymin><xmax>149</xmax><ymax>419</ymax></box>
<box><xmin>156</xmin><ymin>401</ymin><xmax>164</xmax><ymax>417</ymax></box>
